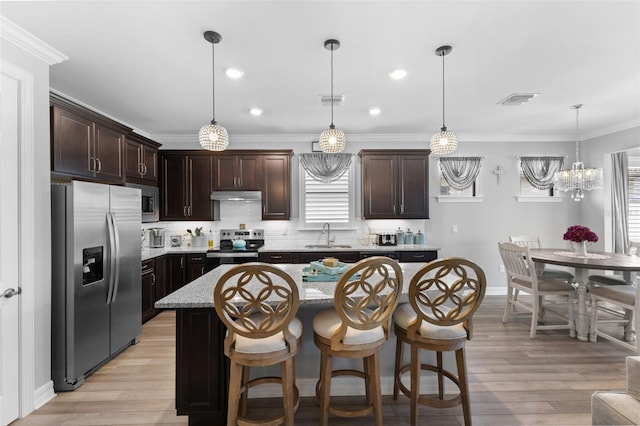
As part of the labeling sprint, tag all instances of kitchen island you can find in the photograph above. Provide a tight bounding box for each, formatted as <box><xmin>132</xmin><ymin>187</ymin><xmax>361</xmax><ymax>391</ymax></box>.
<box><xmin>155</xmin><ymin>262</ymin><xmax>426</xmax><ymax>425</ymax></box>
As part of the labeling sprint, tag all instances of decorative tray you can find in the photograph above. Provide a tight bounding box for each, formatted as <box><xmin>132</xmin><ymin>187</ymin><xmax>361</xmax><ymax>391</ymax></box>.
<box><xmin>302</xmin><ymin>266</ymin><xmax>359</xmax><ymax>282</ymax></box>
<box><xmin>309</xmin><ymin>260</ymin><xmax>350</xmax><ymax>275</ymax></box>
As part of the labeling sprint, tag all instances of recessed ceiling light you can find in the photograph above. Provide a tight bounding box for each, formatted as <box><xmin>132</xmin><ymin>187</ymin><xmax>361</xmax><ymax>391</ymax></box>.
<box><xmin>369</xmin><ymin>108</ymin><xmax>381</xmax><ymax>116</ymax></box>
<box><xmin>225</xmin><ymin>68</ymin><xmax>244</xmax><ymax>79</ymax></box>
<box><xmin>389</xmin><ymin>69</ymin><xmax>407</xmax><ymax>80</ymax></box>
<box><xmin>249</xmin><ymin>108</ymin><xmax>263</xmax><ymax>116</ymax></box>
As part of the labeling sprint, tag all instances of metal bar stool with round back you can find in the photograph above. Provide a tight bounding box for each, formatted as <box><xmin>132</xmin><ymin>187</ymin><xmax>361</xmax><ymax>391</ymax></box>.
<box><xmin>392</xmin><ymin>257</ymin><xmax>487</xmax><ymax>426</ymax></box>
<box><xmin>312</xmin><ymin>256</ymin><xmax>402</xmax><ymax>426</ymax></box>
<box><xmin>214</xmin><ymin>263</ymin><xmax>302</xmax><ymax>426</ymax></box>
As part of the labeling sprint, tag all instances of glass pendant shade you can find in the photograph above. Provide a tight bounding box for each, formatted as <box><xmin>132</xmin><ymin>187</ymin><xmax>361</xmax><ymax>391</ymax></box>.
<box><xmin>319</xmin><ymin>125</ymin><xmax>346</xmax><ymax>153</ymax></box>
<box><xmin>429</xmin><ymin>127</ymin><xmax>458</xmax><ymax>155</ymax></box>
<box><xmin>199</xmin><ymin>30</ymin><xmax>229</xmax><ymax>151</ymax></box>
<box><xmin>552</xmin><ymin>104</ymin><xmax>603</xmax><ymax>201</ymax></box>
<box><xmin>199</xmin><ymin>121</ymin><xmax>229</xmax><ymax>151</ymax></box>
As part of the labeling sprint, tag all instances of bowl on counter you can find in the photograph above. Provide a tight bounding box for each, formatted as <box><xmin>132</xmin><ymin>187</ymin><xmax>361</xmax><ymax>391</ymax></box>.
<box><xmin>170</xmin><ymin>235</ymin><xmax>184</xmax><ymax>247</ymax></box>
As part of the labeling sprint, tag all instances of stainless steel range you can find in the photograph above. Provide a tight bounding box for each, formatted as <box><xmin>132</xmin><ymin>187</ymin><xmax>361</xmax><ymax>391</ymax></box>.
<box><xmin>205</xmin><ymin>228</ymin><xmax>265</xmax><ymax>271</ymax></box>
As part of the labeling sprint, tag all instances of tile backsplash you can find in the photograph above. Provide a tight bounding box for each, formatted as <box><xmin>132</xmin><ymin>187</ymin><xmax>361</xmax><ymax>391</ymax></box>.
<box><xmin>141</xmin><ymin>199</ymin><xmax>431</xmax><ymax>248</ymax></box>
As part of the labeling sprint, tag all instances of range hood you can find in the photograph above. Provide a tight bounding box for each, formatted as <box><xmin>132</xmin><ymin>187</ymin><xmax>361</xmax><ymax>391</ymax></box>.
<box><xmin>210</xmin><ymin>190</ymin><xmax>262</xmax><ymax>201</ymax></box>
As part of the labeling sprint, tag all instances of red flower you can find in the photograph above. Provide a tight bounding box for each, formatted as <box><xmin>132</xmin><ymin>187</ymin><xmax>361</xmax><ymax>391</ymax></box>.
<box><xmin>563</xmin><ymin>225</ymin><xmax>598</xmax><ymax>243</ymax></box>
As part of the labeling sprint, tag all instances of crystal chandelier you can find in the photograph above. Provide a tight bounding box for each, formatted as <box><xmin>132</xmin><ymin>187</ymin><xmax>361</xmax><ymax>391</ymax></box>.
<box><xmin>319</xmin><ymin>39</ymin><xmax>346</xmax><ymax>153</ymax></box>
<box><xmin>553</xmin><ymin>104</ymin><xmax>603</xmax><ymax>201</ymax></box>
<box><xmin>199</xmin><ymin>31</ymin><xmax>229</xmax><ymax>151</ymax></box>
<box><xmin>429</xmin><ymin>45</ymin><xmax>458</xmax><ymax>155</ymax></box>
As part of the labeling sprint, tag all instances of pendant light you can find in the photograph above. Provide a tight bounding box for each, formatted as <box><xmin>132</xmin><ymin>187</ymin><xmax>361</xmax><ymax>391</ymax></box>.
<box><xmin>552</xmin><ymin>104</ymin><xmax>603</xmax><ymax>201</ymax></box>
<box><xmin>199</xmin><ymin>30</ymin><xmax>229</xmax><ymax>151</ymax></box>
<box><xmin>429</xmin><ymin>45</ymin><xmax>458</xmax><ymax>155</ymax></box>
<box><xmin>318</xmin><ymin>39</ymin><xmax>346</xmax><ymax>153</ymax></box>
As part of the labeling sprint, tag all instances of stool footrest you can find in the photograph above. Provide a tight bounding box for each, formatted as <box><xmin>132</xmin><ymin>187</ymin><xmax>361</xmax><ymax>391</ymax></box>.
<box><xmin>236</xmin><ymin>376</ymin><xmax>300</xmax><ymax>426</ymax></box>
<box><xmin>395</xmin><ymin>363</ymin><xmax>463</xmax><ymax>408</ymax></box>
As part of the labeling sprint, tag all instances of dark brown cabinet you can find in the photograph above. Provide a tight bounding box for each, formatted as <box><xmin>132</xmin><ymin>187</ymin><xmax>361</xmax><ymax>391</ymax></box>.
<box><xmin>186</xmin><ymin>254</ymin><xmax>206</xmax><ymax>282</ymax></box>
<box><xmin>51</xmin><ymin>99</ymin><xmax>128</xmax><ymax>183</ymax></box>
<box><xmin>297</xmin><ymin>251</ymin><xmax>360</xmax><ymax>264</ymax></box>
<box><xmin>262</xmin><ymin>153</ymin><xmax>292</xmax><ymax>220</ymax></box>
<box><xmin>165</xmin><ymin>253</ymin><xmax>207</xmax><ymax>294</ymax></box>
<box><xmin>141</xmin><ymin>259</ymin><xmax>156</xmax><ymax>323</ymax></box>
<box><xmin>399</xmin><ymin>251</ymin><xmax>438</xmax><ymax>263</ymax></box>
<box><xmin>125</xmin><ymin>134</ymin><xmax>160</xmax><ymax>185</ymax></box>
<box><xmin>258</xmin><ymin>252</ymin><xmax>294</xmax><ymax>264</ymax></box>
<box><xmin>213</xmin><ymin>154</ymin><xmax>261</xmax><ymax>190</ymax></box>
<box><xmin>359</xmin><ymin>150</ymin><xmax>430</xmax><ymax>219</ymax></box>
<box><xmin>160</xmin><ymin>151</ymin><xmax>218</xmax><ymax>221</ymax></box>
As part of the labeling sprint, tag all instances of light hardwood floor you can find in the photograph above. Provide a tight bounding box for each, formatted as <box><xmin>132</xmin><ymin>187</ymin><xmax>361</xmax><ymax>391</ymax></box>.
<box><xmin>14</xmin><ymin>296</ymin><xmax>634</xmax><ymax>425</ymax></box>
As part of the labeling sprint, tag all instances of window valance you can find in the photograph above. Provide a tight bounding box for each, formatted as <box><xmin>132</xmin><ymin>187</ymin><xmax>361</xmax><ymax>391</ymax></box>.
<box><xmin>439</xmin><ymin>157</ymin><xmax>483</xmax><ymax>191</ymax></box>
<box><xmin>299</xmin><ymin>153</ymin><xmax>352</xmax><ymax>183</ymax></box>
<box><xmin>520</xmin><ymin>156</ymin><xmax>565</xmax><ymax>190</ymax></box>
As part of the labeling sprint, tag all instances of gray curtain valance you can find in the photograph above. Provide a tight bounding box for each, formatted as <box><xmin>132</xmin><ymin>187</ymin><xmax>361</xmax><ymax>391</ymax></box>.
<box><xmin>439</xmin><ymin>157</ymin><xmax>483</xmax><ymax>191</ymax></box>
<box><xmin>299</xmin><ymin>153</ymin><xmax>352</xmax><ymax>183</ymax></box>
<box><xmin>520</xmin><ymin>156</ymin><xmax>565</xmax><ymax>190</ymax></box>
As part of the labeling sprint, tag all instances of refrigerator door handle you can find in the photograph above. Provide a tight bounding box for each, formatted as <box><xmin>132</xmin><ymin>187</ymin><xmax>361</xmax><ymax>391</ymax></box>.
<box><xmin>106</xmin><ymin>212</ymin><xmax>116</xmax><ymax>304</ymax></box>
<box><xmin>110</xmin><ymin>212</ymin><xmax>121</xmax><ymax>303</ymax></box>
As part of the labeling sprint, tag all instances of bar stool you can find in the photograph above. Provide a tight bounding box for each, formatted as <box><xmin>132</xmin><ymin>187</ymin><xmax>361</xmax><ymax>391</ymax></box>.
<box><xmin>213</xmin><ymin>263</ymin><xmax>301</xmax><ymax>426</ymax></box>
<box><xmin>393</xmin><ymin>257</ymin><xmax>487</xmax><ymax>426</ymax></box>
<box><xmin>312</xmin><ymin>256</ymin><xmax>402</xmax><ymax>426</ymax></box>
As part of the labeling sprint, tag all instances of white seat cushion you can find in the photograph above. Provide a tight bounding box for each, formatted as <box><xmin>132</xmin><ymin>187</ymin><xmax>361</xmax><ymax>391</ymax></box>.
<box><xmin>313</xmin><ymin>308</ymin><xmax>384</xmax><ymax>346</ymax></box>
<box><xmin>233</xmin><ymin>316</ymin><xmax>302</xmax><ymax>354</ymax></box>
<box><xmin>394</xmin><ymin>303</ymin><xmax>467</xmax><ymax>340</ymax></box>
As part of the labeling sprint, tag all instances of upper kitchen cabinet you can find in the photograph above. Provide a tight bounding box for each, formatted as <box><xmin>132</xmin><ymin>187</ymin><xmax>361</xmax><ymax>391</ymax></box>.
<box><xmin>359</xmin><ymin>149</ymin><xmax>430</xmax><ymax>219</ymax></box>
<box><xmin>125</xmin><ymin>133</ymin><xmax>161</xmax><ymax>185</ymax></box>
<box><xmin>159</xmin><ymin>151</ymin><xmax>218</xmax><ymax>221</ymax></box>
<box><xmin>262</xmin><ymin>151</ymin><xmax>292</xmax><ymax>220</ymax></box>
<box><xmin>213</xmin><ymin>153</ymin><xmax>261</xmax><ymax>190</ymax></box>
<box><xmin>50</xmin><ymin>94</ymin><xmax>130</xmax><ymax>183</ymax></box>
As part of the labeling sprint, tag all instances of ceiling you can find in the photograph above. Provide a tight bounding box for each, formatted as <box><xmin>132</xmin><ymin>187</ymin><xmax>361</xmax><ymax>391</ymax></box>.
<box><xmin>2</xmin><ymin>0</ymin><xmax>639</xmax><ymax>145</ymax></box>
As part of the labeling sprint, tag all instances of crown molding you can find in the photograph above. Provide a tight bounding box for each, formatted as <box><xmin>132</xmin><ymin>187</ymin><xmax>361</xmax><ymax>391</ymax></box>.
<box><xmin>583</xmin><ymin>118</ymin><xmax>640</xmax><ymax>141</ymax></box>
<box><xmin>0</xmin><ymin>16</ymin><xmax>68</xmax><ymax>65</ymax></box>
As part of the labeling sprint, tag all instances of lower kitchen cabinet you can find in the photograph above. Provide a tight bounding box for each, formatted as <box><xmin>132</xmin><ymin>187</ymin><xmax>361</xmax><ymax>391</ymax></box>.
<box><xmin>166</xmin><ymin>253</ymin><xmax>207</xmax><ymax>294</ymax></box>
<box><xmin>258</xmin><ymin>251</ymin><xmax>294</xmax><ymax>264</ymax></box>
<box><xmin>141</xmin><ymin>259</ymin><xmax>156</xmax><ymax>323</ymax></box>
<box><xmin>297</xmin><ymin>251</ymin><xmax>360</xmax><ymax>264</ymax></box>
<box><xmin>399</xmin><ymin>250</ymin><xmax>438</xmax><ymax>263</ymax></box>
<box><xmin>186</xmin><ymin>253</ymin><xmax>206</xmax><ymax>282</ymax></box>
<box><xmin>258</xmin><ymin>250</ymin><xmax>438</xmax><ymax>265</ymax></box>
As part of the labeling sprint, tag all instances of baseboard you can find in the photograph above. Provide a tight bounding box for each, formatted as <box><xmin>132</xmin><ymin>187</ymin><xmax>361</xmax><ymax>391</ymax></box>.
<box><xmin>247</xmin><ymin>375</ymin><xmax>440</xmax><ymax>398</ymax></box>
<box><xmin>33</xmin><ymin>380</ymin><xmax>56</xmax><ymax>410</ymax></box>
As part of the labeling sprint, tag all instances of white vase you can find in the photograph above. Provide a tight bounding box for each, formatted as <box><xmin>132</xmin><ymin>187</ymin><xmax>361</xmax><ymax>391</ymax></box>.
<box><xmin>574</xmin><ymin>241</ymin><xmax>588</xmax><ymax>256</ymax></box>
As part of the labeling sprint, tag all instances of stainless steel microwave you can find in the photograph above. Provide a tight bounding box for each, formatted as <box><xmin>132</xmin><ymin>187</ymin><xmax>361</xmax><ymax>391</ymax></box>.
<box><xmin>125</xmin><ymin>183</ymin><xmax>159</xmax><ymax>223</ymax></box>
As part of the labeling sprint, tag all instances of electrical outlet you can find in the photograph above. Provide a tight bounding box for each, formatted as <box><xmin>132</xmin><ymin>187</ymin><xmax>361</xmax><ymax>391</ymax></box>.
<box><xmin>451</xmin><ymin>225</ymin><xmax>458</xmax><ymax>233</ymax></box>
<box><xmin>499</xmin><ymin>264</ymin><xmax>505</xmax><ymax>272</ymax></box>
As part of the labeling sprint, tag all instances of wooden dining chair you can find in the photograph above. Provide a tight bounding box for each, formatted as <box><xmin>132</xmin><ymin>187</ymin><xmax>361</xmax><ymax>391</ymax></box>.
<box><xmin>589</xmin><ymin>277</ymin><xmax>639</xmax><ymax>353</ymax></box>
<box><xmin>498</xmin><ymin>242</ymin><xmax>576</xmax><ymax>339</ymax></box>
<box><xmin>509</xmin><ymin>235</ymin><xmax>574</xmax><ymax>282</ymax></box>
<box><xmin>392</xmin><ymin>257</ymin><xmax>486</xmax><ymax>426</ymax></box>
<box><xmin>214</xmin><ymin>263</ymin><xmax>301</xmax><ymax>426</ymax></box>
<box><xmin>312</xmin><ymin>256</ymin><xmax>402</xmax><ymax>426</ymax></box>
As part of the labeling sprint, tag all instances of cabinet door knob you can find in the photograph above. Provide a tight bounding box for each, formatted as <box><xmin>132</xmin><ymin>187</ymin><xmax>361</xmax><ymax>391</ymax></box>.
<box><xmin>96</xmin><ymin>158</ymin><xmax>102</xmax><ymax>173</ymax></box>
<box><xmin>183</xmin><ymin>206</ymin><xmax>187</xmax><ymax>217</ymax></box>
<box><xmin>151</xmin><ymin>273</ymin><xmax>156</xmax><ymax>285</ymax></box>
<box><xmin>90</xmin><ymin>157</ymin><xmax>96</xmax><ymax>172</ymax></box>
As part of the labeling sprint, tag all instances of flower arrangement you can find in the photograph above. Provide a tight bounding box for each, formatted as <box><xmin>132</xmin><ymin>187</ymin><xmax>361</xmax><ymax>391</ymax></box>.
<box><xmin>563</xmin><ymin>225</ymin><xmax>598</xmax><ymax>243</ymax></box>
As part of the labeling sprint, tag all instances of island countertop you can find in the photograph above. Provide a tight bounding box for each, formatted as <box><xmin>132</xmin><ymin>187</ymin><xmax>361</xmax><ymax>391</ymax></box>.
<box><xmin>155</xmin><ymin>262</ymin><xmax>425</xmax><ymax>309</ymax></box>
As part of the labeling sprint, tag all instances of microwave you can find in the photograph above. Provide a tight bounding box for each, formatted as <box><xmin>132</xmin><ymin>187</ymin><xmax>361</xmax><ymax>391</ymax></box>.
<box><xmin>126</xmin><ymin>183</ymin><xmax>159</xmax><ymax>223</ymax></box>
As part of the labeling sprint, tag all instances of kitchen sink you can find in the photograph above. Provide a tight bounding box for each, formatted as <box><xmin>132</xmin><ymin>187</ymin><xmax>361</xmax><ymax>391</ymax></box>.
<box><xmin>304</xmin><ymin>244</ymin><xmax>352</xmax><ymax>249</ymax></box>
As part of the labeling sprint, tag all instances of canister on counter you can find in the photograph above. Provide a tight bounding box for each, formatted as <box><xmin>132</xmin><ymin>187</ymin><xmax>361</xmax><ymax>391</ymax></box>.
<box><xmin>395</xmin><ymin>227</ymin><xmax>405</xmax><ymax>245</ymax></box>
<box><xmin>404</xmin><ymin>228</ymin><xmax>414</xmax><ymax>245</ymax></box>
<box><xmin>415</xmin><ymin>230</ymin><xmax>424</xmax><ymax>245</ymax></box>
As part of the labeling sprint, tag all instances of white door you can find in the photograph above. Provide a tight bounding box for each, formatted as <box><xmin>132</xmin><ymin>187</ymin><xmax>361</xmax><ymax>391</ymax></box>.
<box><xmin>0</xmin><ymin>72</ymin><xmax>22</xmax><ymax>425</ymax></box>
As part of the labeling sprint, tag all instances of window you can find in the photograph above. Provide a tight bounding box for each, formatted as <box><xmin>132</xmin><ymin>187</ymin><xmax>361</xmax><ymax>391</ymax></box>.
<box><xmin>520</xmin><ymin>172</ymin><xmax>554</xmax><ymax>196</ymax></box>
<box><xmin>437</xmin><ymin>156</ymin><xmax>483</xmax><ymax>202</ymax></box>
<box><xmin>440</xmin><ymin>177</ymin><xmax>475</xmax><ymax>196</ymax></box>
<box><xmin>629</xmin><ymin>166</ymin><xmax>640</xmax><ymax>241</ymax></box>
<box><xmin>300</xmin><ymin>162</ymin><xmax>354</xmax><ymax>226</ymax></box>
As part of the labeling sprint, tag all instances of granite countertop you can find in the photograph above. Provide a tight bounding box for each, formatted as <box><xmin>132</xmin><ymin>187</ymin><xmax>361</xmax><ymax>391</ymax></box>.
<box><xmin>155</xmin><ymin>263</ymin><xmax>425</xmax><ymax>308</ymax></box>
<box><xmin>142</xmin><ymin>242</ymin><xmax>440</xmax><ymax>261</ymax></box>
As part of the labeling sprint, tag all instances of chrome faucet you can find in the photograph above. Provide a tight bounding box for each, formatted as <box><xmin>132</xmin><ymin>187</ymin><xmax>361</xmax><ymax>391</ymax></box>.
<box><xmin>322</xmin><ymin>222</ymin><xmax>331</xmax><ymax>247</ymax></box>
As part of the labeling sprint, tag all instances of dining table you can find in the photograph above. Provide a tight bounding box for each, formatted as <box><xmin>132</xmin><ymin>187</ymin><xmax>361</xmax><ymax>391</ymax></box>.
<box><xmin>529</xmin><ymin>248</ymin><xmax>640</xmax><ymax>342</ymax></box>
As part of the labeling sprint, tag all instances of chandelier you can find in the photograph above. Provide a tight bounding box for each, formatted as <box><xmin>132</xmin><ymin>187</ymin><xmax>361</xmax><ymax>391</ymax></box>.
<box><xmin>318</xmin><ymin>39</ymin><xmax>346</xmax><ymax>153</ymax></box>
<box><xmin>199</xmin><ymin>30</ymin><xmax>229</xmax><ymax>151</ymax></box>
<box><xmin>553</xmin><ymin>104</ymin><xmax>603</xmax><ymax>201</ymax></box>
<box><xmin>429</xmin><ymin>45</ymin><xmax>458</xmax><ymax>155</ymax></box>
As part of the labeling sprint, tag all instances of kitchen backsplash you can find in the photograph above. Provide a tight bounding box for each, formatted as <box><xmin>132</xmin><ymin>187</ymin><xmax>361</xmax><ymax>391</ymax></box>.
<box><xmin>142</xmin><ymin>200</ymin><xmax>431</xmax><ymax>248</ymax></box>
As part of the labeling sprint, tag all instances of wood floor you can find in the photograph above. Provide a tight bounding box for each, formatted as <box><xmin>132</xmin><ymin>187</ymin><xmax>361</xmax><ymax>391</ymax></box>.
<box><xmin>14</xmin><ymin>295</ymin><xmax>634</xmax><ymax>425</ymax></box>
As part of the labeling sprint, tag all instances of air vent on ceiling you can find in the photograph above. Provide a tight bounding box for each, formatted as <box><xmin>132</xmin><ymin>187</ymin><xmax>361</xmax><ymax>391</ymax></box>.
<box><xmin>497</xmin><ymin>93</ymin><xmax>539</xmax><ymax>106</ymax></box>
<box><xmin>320</xmin><ymin>94</ymin><xmax>345</xmax><ymax>106</ymax></box>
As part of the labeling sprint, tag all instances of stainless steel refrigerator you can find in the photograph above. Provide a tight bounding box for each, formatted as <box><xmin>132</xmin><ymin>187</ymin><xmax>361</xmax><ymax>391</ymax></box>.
<box><xmin>51</xmin><ymin>181</ymin><xmax>142</xmax><ymax>391</ymax></box>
